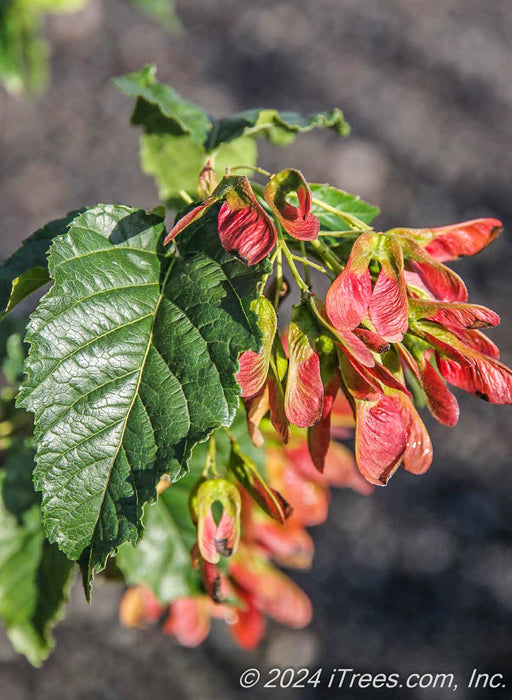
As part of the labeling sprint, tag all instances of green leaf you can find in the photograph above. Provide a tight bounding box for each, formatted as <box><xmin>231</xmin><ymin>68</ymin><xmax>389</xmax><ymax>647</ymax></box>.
<box><xmin>24</xmin><ymin>1</ymin><xmax>88</xmax><ymax>11</ymax></box>
<box><xmin>114</xmin><ymin>66</ymin><xmax>257</xmax><ymax>204</ymax></box>
<box><xmin>0</xmin><ymin>315</ymin><xmax>27</xmax><ymax>361</ymax></box>
<box><xmin>0</xmin><ymin>1</ymin><xmax>48</xmax><ymax>95</ymax></box>
<box><xmin>0</xmin><ymin>0</ymin><xmax>87</xmax><ymax>95</ymax></box>
<box><xmin>0</xmin><ymin>210</ymin><xmax>82</xmax><ymax>316</ymax></box>
<box><xmin>114</xmin><ymin>68</ymin><xmax>350</xmax><ymax>204</ymax></box>
<box><xmin>116</xmin><ymin>406</ymin><xmax>262</xmax><ymax>603</ymax></box>
<box><xmin>113</xmin><ymin>66</ymin><xmax>349</xmax><ymax>150</ymax></box>
<box><xmin>114</xmin><ymin>67</ymin><xmax>349</xmax><ymax>202</ymax></box>
<box><xmin>1</xmin><ymin>329</ymin><xmax>27</xmax><ymax>385</ymax></box>
<box><xmin>140</xmin><ymin>132</ymin><xmax>257</xmax><ymax>206</ymax></box>
<box><xmin>185</xmin><ymin>405</ymin><xmax>266</xmax><ymax>475</ymax></box>
<box><xmin>205</xmin><ymin>108</ymin><xmax>350</xmax><ymax>150</ymax></box>
<box><xmin>1</xmin><ymin>439</ymin><xmax>39</xmax><ymax>516</ymax></box>
<box><xmin>309</xmin><ymin>183</ymin><xmax>380</xmax><ymax>231</ymax></box>
<box><xmin>18</xmin><ymin>204</ymin><xmax>265</xmax><ymax>592</ymax></box>
<box><xmin>126</xmin><ymin>0</ymin><xmax>180</xmax><ymax>33</ymax></box>
<box><xmin>112</xmin><ymin>65</ymin><xmax>211</xmax><ymax>144</ymax></box>
<box><xmin>0</xmin><ymin>448</ymin><xmax>75</xmax><ymax>667</ymax></box>
<box><xmin>116</xmin><ymin>478</ymin><xmax>200</xmax><ymax>603</ymax></box>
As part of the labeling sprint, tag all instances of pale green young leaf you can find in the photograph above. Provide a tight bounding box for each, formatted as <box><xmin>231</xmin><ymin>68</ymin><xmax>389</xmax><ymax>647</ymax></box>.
<box><xmin>140</xmin><ymin>132</ymin><xmax>257</xmax><ymax>206</ymax></box>
<box><xmin>127</xmin><ymin>0</ymin><xmax>180</xmax><ymax>32</ymax></box>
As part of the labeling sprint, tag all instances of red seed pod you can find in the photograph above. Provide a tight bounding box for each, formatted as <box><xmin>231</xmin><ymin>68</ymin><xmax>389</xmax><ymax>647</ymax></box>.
<box><xmin>284</xmin><ymin>303</ymin><xmax>324</xmax><ymax>428</ymax></box>
<box><xmin>263</xmin><ymin>168</ymin><xmax>320</xmax><ymax>241</ymax></box>
<box><xmin>236</xmin><ymin>296</ymin><xmax>277</xmax><ymax>398</ymax></box>
<box><xmin>196</xmin><ymin>478</ymin><xmax>242</xmax><ymax>564</ymax></box>
<box><xmin>228</xmin><ymin>442</ymin><xmax>292</xmax><ymax>524</ymax></box>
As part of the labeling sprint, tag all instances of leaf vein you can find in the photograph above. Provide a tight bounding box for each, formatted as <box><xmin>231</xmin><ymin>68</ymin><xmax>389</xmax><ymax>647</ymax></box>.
<box><xmin>42</xmin><ymin>417</ymin><xmax>126</xmax><ymax>473</ymax></box>
<box><xmin>31</xmin><ymin>283</ymin><xmax>159</xmax><ymax>336</ymax></box>
<box><xmin>28</xmin><ymin>313</ymin><xmax>154</xmax><ymax>397</ymax></box>
<box><xmin>53</xmin><ymin>246</ymin><xmax>159</xmax><ymax>268</ymax></box>
<box><xmin>38</xmin><ymin>369</ymin><xmax>140</xmax><ymax>437</ymax></box>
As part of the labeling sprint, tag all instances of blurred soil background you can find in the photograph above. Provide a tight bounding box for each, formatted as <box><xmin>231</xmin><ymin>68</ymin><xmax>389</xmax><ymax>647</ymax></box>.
<box><xmin>1</xmin><ymin>1</ymin><xmax>511</xmax><ymax>698</ymax></box>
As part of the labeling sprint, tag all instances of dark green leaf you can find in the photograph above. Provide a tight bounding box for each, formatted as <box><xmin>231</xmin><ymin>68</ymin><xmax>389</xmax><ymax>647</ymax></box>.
<box><xmin>205</xmin><ymin>108</ymin><xmax>350</xmax><ymax>150</ymax></box>
<box><xmin>0</xmin><ymin>210</ymin><xmax>82</xmax><ymax>316</ymax></box>
<box><xmin>19</xmin><ymin>204</ymin><xmax>265</xmax><ymax>591</ymax></box>
<box><xmin>309</xmin><ymin>183</ymin><xmax>380</xmax><ymax>232</ymax></box>
<box><xmin>112</xmin><ymin>65</ymin><xmax>211</xmax><ymax>144</ymax></box>
<box><xmin>2</xmin><ymin>439</ymin><xmax>38</xmax><ymax>517</ymax></box>
<box><xmin>113</xmin><ymin>67</ymin><xmax>349</xmax><ymax>150</ymax></box>
<box><xmin>0</xmin><ymin>451</ymin><xmax>75</xmax><ymax>666</ymax></box>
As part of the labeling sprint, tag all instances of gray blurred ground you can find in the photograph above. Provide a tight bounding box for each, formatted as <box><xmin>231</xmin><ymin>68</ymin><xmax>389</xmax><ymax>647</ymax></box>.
<box><xmin>1</xmin><ymin>1</ymin><xmax>512</xmax><ymax>698</ymax></box>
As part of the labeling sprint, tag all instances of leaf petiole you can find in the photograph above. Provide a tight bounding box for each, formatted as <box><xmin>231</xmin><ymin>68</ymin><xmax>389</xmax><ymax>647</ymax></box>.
<box><xmin>179</xmin><ymin>189</ymin><xmax>194</xmax><ymax>204</ymax></box>
<box><xmin>273</xmin><ymin>246</ymin><xmax>283</xmax><ymax>309</ymax></box>
<box><xmin>299</xmin><ymin>241</ymin><xmax>311</xmax><ymax>285</ymax></box>
<box><xmin>291</xmin><ymin>254</ymin><xmax>328</xmax><ymax>275</ymax></box>
<box><xmin>318</xmin><ymin>230</ymin><xmax>361</xmax><ymax>238</ymax></box>
<box><xmin>311</xmin><ymin>197</ymin><xmax>371</xmax><ymax>232</ymax></box>
<box><xmin>231</xmin><ymin>165</ymin><xmax>272</xmax><ymax>178</ymax></box>
<box><xmin>309</xmin><ymin>238</ymin><xmax>344</xmax><ymax>275</ymax></box>
<box><xmin>204</xmin><ymin>433</ymin><xmax>218</xmax><ymax>477</ymax></box>
<box><xmin>279</xmin><ymin>234</ymin><xmax>310</xmax><ymax>296</ymax></box>
<box><xmin>258</xmin><ymin>249</ymin><xmax>279</xmax><ymax>294</ymax></box>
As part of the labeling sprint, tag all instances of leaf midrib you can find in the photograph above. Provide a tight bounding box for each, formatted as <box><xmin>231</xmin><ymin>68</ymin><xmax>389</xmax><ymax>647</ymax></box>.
<box><xmin>86</xmin><ymin>255</ymin><xmax>177</xmax><ymax>565</ymax></box>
